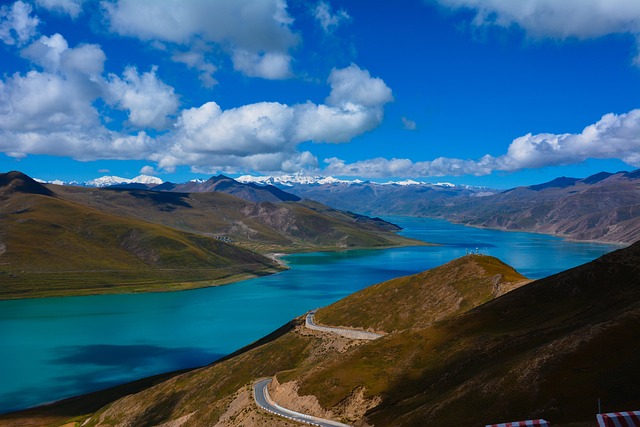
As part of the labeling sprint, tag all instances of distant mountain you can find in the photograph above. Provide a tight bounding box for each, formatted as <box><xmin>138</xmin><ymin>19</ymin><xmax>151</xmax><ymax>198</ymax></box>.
<box><xmin>432</xmin><ymin>169</ymin><xmax>640</xmax><ymax>244</ymax></box>
<box><xmin>272</xmin><ymin>178</ymin><xmax>497</xmax><ymax>215</ymax></box>
<box><xmin>19</xmin><ymin>242</ymin><xmax>640</xmax><ymax>426</ymax></box>
<box><xmin>83</xmin><ymin>174</ymin><xmax>164</xmax><ymax>187</ymax></box>
<box><xmin>155</xmin><ymin>174</ymin><xmax>301</xmax><ymax>203</ymax></box>
<box><xmin>246</xmin><ymin>170</ymin><xmax>640</xmax><ymax>244</ymax></box>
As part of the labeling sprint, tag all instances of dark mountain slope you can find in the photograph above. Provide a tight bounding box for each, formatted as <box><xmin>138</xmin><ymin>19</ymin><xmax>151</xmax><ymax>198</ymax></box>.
<box><xmin>156</xmin><ymin>174</ymin><xmax>301</xmax><ymax>203</ymax></box>
<box><xmin>0</xmin><ymin>171</ymin><xmax>53</xmax><ymax>197</ymax></box>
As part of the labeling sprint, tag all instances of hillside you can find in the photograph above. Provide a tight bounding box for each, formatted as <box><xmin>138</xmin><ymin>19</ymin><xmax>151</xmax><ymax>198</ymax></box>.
<box><xmin>432</xmin><ymin>170</ymin><xmax>640</xmax><ymax>244</ymax></box>
<box><xmin>0</xmin><ymin>172</ymin><xmax>283</xmax><ymax>299</ymax></box>
<box><xmin>293</xmin><ymin>241</ymin><xmax>640</xmax><ymax>426</ymax></box>
<box><xmin>52</xmin><ymin>183</ymin><xmax>417</xmax><ymax>254</ymax></box>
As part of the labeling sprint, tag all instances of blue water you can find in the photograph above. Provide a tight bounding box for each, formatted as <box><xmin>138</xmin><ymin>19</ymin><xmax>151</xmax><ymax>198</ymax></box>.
<box><xmin>0</xmin><ymin>217</ymin><xmax>621</xmax><ymax>413</ymax></box>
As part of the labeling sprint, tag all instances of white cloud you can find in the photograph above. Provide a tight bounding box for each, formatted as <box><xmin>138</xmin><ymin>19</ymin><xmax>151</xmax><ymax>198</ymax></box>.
<box><xmin>1</xmin><ymin>35</ymin><xmax>106</xmax><ymax>134</ymax></box>
<box><xmin>326</xmin><ymin>64</ymin><xmax>393</xmax><ymax>108</ymax></box>
<box><xmin>140</xmin><ymin>165</ymin><xmax>157</xmax><ymax>175</ymax></box>
<box><xmin>402</xmin><ymin>117</ymin><xmax>417</xmax><ymax>130</ymax></box>
<box><xmin>103</xmin><ymin>0</ymin><xmax>300</xmax><ymax>80</ymax></box>
<box><xmin>0</xmin><ymin>1</ymin><xmax>39</xmax><ymax>46</ymax></box>
<box><xmin>0</xmin><ymin>33</ymin><xmax>162</xmax><ymax>161</ymax></box>
<box><xmin>322</xmin><ymin>109</ymin><xmax>640</xmax><ymax>178</ymax></box>
<box><xmin>432</xmin><ymin>0</ymin><xmax>640</xmax><ymax>63</ymax></box>
<box><xmin>1</xmin><ymin>54</ymin><xmax>392</xmax><ymax>175</ymax></box>
<box><xmin>171</xmin><ymin>50</ymin><xmax>218</xmax><ymax>88</ymax></box>
<box><xmin>35</xmin><ymin>0</ymin><xmax>85</xmax><ymax>18</ymax></box>
<box><xmin>231</xmin><ymin>49</ymin><xmax>293</xmax><ymax>80</ymax></box>
<box><xmin>155</xmin><ymin>64</ymin><xmax>393</xmax><ymax>171</ymax></box>
<box><xmin>314</xmin><ymin>1</ymin><xmax>350</xmax><ymax>33</ymax></box>
<box><xmin>104</xmin><ymin>66</ymin><xmax>180</xmax><ymax>130</ymax></box>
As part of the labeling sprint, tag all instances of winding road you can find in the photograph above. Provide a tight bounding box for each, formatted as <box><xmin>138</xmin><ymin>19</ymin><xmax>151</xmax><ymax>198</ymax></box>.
<box><xmin>305</xmin><ymin>309</ymin><xmax>384</xmax><ymax>340</ymax></box>
<box><xmin>253</xmin><ymin>378</ymin><xmax>351</xmax><ymax>427</ymax></box>
<box><xmin>252</xmin><ymin>309</ymin><xmax>384</xmax><ymax>425</ymax></box>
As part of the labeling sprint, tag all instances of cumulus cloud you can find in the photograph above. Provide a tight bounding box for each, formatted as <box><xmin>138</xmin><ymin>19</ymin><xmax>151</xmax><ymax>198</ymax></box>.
<box><xmin>322</xmin><ymin>109</ymin><xmax>640</xmax><ymax>178</ymax></box>
<box><xmin>0</xmin><ymin>1</ymin><xmax>39</xmax><ymax>46</ymax></box>
<box><xmin>103</xmin><ymin>0</ymin><xmax>299</xmax><ymax>80</ymax></box>
<box><xmin>104</xmin><ymin>66</ymin><xmax>179</xmax><ymax>130</ymax></box>
<box><xmin>0</xmin><ymin>34</ymin><xmax>105</xmax><ymax>135</ymax></box>
<box><xmin>155</xmin><ymin>64</ymin><xmax>393</xmax><ymax>171</ymax></box>
<box><xmin>432</xmin><ymin>0</ymin><xmax>640</xmax><ymax>63</ymax></box>
<box><xmin>35</xmin><ymin>0</ymin><xmax>85</xmax><ymax>18</ymax></box>
<box><xmin>1</xmin><ymin>54</ymin><xmax>392</xmax><ymax>175</ymax></box>
<box><xmin>0</xmin><ymin>32</ymin><xmax>163</xmax><ymax>161</ymax></box>
<box><xmin>314</xmin><ymin>1</ymin><xmax>350</xmax><ymax>33</ymax></box>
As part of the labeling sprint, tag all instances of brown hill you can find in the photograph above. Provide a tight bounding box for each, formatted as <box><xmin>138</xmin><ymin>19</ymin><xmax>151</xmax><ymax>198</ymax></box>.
<box><xmin>0</xmin><ymin>173</ymin><xmax>283</xmax><ymax>299</ymax></box>
<box><xmin>52</xmin><ymin>184</ymin><xmax>417</xmax><ymax>254</ymax></box>
<box><xmin>420</xmin><ymin>170</ymin><xmax>640</xmax><ymax>244</ymax></box>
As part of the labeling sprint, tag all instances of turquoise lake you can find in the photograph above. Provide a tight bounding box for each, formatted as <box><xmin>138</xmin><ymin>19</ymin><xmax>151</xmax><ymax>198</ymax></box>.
<box><xmin>0</xmin><ymin>217</ymin><xmax>621</xmax><ymax>413</ymax></box>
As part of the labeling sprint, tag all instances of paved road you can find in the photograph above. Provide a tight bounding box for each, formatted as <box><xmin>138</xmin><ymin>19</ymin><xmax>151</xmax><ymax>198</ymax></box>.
<box><xmin>305</xmin><ymin>309</ymin><xmax>383</xmax><ymax>340</ymax></box>
<box><xmin>253</xmin><ymin>378</ymin><xmax>351</xmax><ymax>427</ymax></box>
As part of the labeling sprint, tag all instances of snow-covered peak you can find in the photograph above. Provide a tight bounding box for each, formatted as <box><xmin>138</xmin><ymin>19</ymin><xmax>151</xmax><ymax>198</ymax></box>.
<box><xmin>383</xmin><ymin>179</ymin><xmax>423</xmax><ymax>186</ymax></box>
<box><xmin>84</xmin><ymin>176</ymin><xmax>131</xmax><ymax>187</ymax></box>
<box><xmin>236</xmin><ymin>174</ymin><xmax>363</xmax><ymax>186</ymax></box>
<box><xmin>84</xmin><ymin>175</ymin><xmax>163</xmax><ymax>187</ymax></box>
<box><xmin>35</xmin><ymin>178</ymin><xmax>68</xmax><ymax>185</ymax></box>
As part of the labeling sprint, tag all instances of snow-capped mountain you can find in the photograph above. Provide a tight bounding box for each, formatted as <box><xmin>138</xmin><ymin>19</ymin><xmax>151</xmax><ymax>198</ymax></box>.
<box><xmin>35</xmin><ymin>178</ymin><xmax>72</xmax><ymax>186</ymax></box>
<box><xmin>236</xmin><ymin>174</ymin><xmax>469</xmax><ymax>188</ymax></box>
<box><xmin>236</xmin><ymin>174</ymin><xmax>362</xmax><ymax>187</ymax></box>
<box><xmin>84</xmin><ymin>175</ymin><xmax>164</xmax><ymax>187</ymax></box>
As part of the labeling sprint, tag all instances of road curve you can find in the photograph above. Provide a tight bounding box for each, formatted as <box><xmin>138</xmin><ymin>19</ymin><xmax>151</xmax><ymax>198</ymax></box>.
<box><xmin>305</xmin><ymin>309</ymin><xmax>384</xmax><ymax>340</ymax></box>
<box><xmin>253</xmin><ymin>378</ymin><xmax>351</xmax><ymax>427</ymax></box>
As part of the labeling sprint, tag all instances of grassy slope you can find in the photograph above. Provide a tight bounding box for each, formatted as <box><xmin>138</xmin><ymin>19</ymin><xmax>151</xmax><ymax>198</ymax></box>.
<box><xmin>0</xmin><ymin>191</ymin><xmax>282</xmax><ymax>299</ymax></box>
<box><xmin>296</xmin><ymin>244</ymin><xmax>640</xmax><ymax>426</ymax></box>
<box><xmin>315</xmin><ymin>255</ymin><xmax>529</xmax><ymax>332</ymax></box>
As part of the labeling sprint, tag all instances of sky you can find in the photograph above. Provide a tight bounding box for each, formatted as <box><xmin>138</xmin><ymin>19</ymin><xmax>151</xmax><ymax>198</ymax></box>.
<box><xmin>0</xmin><ymin>0</ymin><xmax>639</xmax><ymax>188</ymax></box>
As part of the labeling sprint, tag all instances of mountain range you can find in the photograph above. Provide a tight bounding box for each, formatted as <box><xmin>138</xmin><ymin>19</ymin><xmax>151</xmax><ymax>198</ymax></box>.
<box><xmin>27</xmin><ymin>168</ymin><xmax>640</xmax><ymax>244</ymax></box>
<box><xmin>4</xmin><ymin>241</ymin><xmax>638</xmax><ymax>426</ymax></box>
<box><xmin>258</xmin><ymin>170</ymin><xmax>640</xmax><ymax>244</ymax></box>
<box><xmin>0</xmin><ymin>171</ymin><xmax>418</xmax><ymax>299</ymax></box>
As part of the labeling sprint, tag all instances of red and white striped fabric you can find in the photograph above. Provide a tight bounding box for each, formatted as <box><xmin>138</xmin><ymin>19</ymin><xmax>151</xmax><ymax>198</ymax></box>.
<box><xmin>597</xmin><ymin>411</ymin><xmax>640</xmax><ymax>427</ymax></box>
<box><xmin>485</xmin><ymin>419</ymin><xmax>550</xmax><ymax>427</ymax></box>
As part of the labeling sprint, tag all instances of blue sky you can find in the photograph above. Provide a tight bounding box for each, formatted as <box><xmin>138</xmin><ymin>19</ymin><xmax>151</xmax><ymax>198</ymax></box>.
<box><xmin>0</xmin><ymin>0</ymin><xmax>639</xmax><ymax>188</ymax></box>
